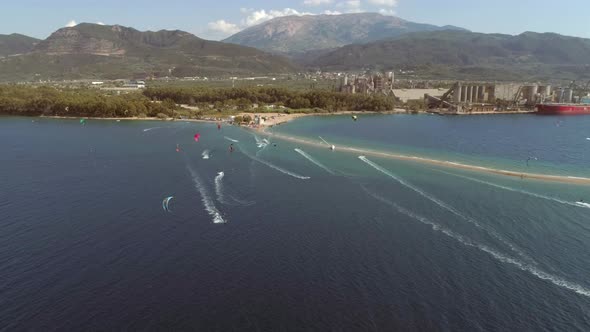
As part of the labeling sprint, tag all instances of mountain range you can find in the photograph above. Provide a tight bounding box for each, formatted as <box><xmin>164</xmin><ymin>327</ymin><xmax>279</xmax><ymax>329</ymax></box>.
<box><xmin>223</xmin><ymin>13</ymin><xmax>466</xmax><ymax>54</ymax></box>
<box><xmin>1</xmin><ymin>13</ymin><xmax>589</xmax><ymax>82</ymax></box>
<box><xmin>0</xmin><ymin>23</ymin><xmax>294</xmax><ymax>81</ymax></box>
<box><xmin>306</xmin><ymin>30</ymin><xmax>590</xmax><ymax>80</ymax></box>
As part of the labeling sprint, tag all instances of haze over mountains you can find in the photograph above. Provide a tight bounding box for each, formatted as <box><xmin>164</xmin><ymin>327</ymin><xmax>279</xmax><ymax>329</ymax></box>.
<box><xmin>0</xmin><ymin>13</ymin><xmax>589</xmax><ymax>81</ymax></box>
<box><xmin>223</xmin><ymin>13</ymin><xmax>466</xmax><ymax>54</ymax></box>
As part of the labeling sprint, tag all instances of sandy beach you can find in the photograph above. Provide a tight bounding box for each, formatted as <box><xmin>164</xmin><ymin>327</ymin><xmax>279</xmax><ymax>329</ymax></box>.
<box><xmin>245</xmin><ymin>109</ymin><xmax>408</xmax><ymax>127</ymax></box>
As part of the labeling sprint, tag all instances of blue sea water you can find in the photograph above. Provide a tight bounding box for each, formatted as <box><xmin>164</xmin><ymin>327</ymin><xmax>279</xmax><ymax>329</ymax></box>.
<box><xmin>1</xmin><ymin>115</ymin><xmax>590</xmax><ymax>331</ymax></box>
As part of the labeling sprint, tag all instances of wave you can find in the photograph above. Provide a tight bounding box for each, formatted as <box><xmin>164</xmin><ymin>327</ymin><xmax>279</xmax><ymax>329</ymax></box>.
<box><xmin>224</xmin><ymin>136</ymin><xmax>239</xmax><ymax>143</ymax></box>
<box><xmin>358</xmin><ymin>156</ymin><xmax>534</xmax><ymax>263</ymax></box>
<box><xmin>202</xmin><ymin>150</ymin><xmax>210</xmax><ymax>160</ymax></box>
<box><xmin>294</xmin><ymin>148</ymin><xmax>335</xmax><ymax>175</ymax></box>
<box><xmin>238</xmin><ymin>145</ymin><xmax>310</xmax><ymax>180</ymax></box>
<box><xmin>142</xmin><ymin>127</ymin><xmax>162</xmax><ymax>132</ymax></box>
<box><xmin>362</xmin><ymin>186</ymin><xmax>590</xmax><ymax>298</ymax></box>
<box><xmin>186</xmin><ymin>163</ymin><xmax>226</xmax><ymax>224</ymax></box>
<box><xmin>435</xmin><ymin>169</ymin><xmax>590</xmax><ymax>209</ymax></box>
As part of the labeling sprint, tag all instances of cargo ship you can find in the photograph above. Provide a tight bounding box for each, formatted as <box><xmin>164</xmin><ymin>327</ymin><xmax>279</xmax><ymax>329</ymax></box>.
<box><xmin>536</xmin><ymin>103</ymin><xmax>590</xmax><ymax>115</ymax></box>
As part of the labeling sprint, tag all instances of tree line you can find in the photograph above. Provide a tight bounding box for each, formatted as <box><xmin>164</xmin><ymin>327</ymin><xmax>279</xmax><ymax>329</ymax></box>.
<box><xmin>0</xmin><ymin>85</ymin><xmax>399</xmax><ymax>119</ymax></box>
<box><xmin>0</xmin><ymin>85</ymin><xmax>175</xmax><ymax>118</ymax></box>
<box><xmin>143</xmin><ymin>86</ymin><xmax>397</xmax><ymax>112</ymax></box>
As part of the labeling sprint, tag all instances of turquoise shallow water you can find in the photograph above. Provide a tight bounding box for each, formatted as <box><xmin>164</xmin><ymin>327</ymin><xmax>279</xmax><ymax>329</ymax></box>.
<box><xmin>272</xmin><ymin>113</ymin><xmax>590</xmax><ymax>177</ymax></box>
<box><xmin>1</xmin><ymin>116</ymin><xmax>590</xmax><ymax>330</ymax></box>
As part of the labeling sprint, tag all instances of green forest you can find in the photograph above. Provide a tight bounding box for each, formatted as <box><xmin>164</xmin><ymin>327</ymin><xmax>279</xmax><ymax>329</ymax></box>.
<box><xmin>0</xmin><ymin>85</ymin><xmax>398</xmax><ymax>118</ymax></box>
<box><xmin>0</xmin><ymin>85</ymin><xmax>175</xmax><ymax>118</ymax></box>
<box><xmin>143</xmin><ymin>86</ymin><xmax>397</xmax><ymax>113</ymax></box>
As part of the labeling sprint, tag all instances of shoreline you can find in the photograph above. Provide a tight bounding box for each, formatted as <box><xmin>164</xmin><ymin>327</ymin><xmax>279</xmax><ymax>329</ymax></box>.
<box><xmin>253</xmin><ymin>126</ymin><xmax>590</xmax><ymax>186</ymax></box>
<box><xmin>248</xmin><ymin>109</ymin><xmax>409</xmax><ymax>127</ymax></box>
<box><xmin>37</xmin><ymin>115</ymin><xmax>218</xmax><ymax>123</ymax></box>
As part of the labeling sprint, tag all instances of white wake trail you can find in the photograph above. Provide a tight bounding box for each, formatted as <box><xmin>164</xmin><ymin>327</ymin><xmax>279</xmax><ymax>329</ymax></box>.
<box><xmin>362</xmin><ymin>186</ymin><xmax>590</xmax><ymax>298</ymax></box>
<box><xmin>215</xmin><ymin>171</ymin><xmax>227</xmax><ymax>204</ymax></box>
<box><xmin>239</xmin><ymin>146</ymin><xmax>310</xmax><ymax>180</ymax></box>
<box><xmin>202</xmin><ymin>150</ymin><xmax>210</xmax><ymax>160</ymax></box>
<box><xmin>359</xmin><ymin>156</ymin><xmax>534</xmax><ymax>263</ymax></box>
<box><xmin>224</xmin><ymin>136</ymin><xmax>239</xmax><ymax>143</ymax></box>
<box><xmin>186</xmin><ymin>164</ymin><xmax>226</xmax><ymax>224</ymax></box>
<box><xmin>319</xmin><ymin>136</ymin><xmax>330</xmax><ymax>146</ymax></box>
<box><xmin>435</xmin><ymin>169</ymin><xmax>589</xmax><ymax>209</ymax></box>
<box><xmin>142</xmin><ymin>127</ymin><xmax>162</xmax><ymax>132</ymax></box>
<box><xmin>294</xmin><ymin>148</ymin><xmax>335</xmax><ymax>175</ymax></box>
<box><xmin>254</xmin><ymin>135</ymin><xmax>269</xmax><ymax>148</ymax></box>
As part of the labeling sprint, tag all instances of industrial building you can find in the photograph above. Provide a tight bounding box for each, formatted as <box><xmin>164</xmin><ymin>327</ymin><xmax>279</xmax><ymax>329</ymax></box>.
<box><xmin>425</xmin><ymin>82</ymin><xmax>553</xmax><ymax>114</ymax></box>
<box><xmin>339</xmin><ymin>72</ymin><xmax>395</xmax><ymax>96</ymax></box>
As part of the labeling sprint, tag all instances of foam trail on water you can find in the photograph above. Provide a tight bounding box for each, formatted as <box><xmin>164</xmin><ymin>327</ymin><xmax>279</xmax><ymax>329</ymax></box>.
<box><xmin>319</xmin><ymin>136</ymin><xmax>330</xmax><ymax>146</ymax></box>
<box><xmin>228</xmin><ymin>195</ymin><xmax>255</xmax><ymax>206</ymax></box>
<box><xmin>202</xmin><ymin>150</ymin><xmax>210</xmax><ymax>160</ymax></box>
<box><xmin>362</xmin><ymin>186</ymin><xmax>590</xmax><ymax>298</ymax></box>
<box><xmin>294</xmin><ymin>148</ymin><xmax>335</xmax><ymax>175</ymax></box>
<box><xmin>186</xmin><ymin>163</ymin><xmax>226</xmax><ymax>224</ymax></box>
<box><xmin>358</xmin><ymin>156</ymin><xmax>534</xmax><ymax>263</ymax></box>
<box><xmin>214</xmin><ymin>171</ymin><xmax>255</xmax><ymax>206</ymax></box>
<box><xmin>224</xmin><ymin>136</ymin><xmax>239</xmax><ymax>143</ymax></box>
<box><xmin>239</xmin><ymin>145</ymin><xmax>310</xmax><ymax>180</ymax></box>
<box><xmin>143</xmin><ymin>127</ymin><xmax>161</xmax><ymax>132</ymax></box>
<box><xmin>435</xmin><ymin>169</ymin><xmax>589</xmax><ymax>209</ymax></box>
<box><xmin>254</xmin><ymin>135</ymin><xmax>269</xmax><ymax>148</ymax></box>
<box><xmin>215</xmin><ymin>171</ymin><xmax>227</xmax><ymax>204</ymax></box>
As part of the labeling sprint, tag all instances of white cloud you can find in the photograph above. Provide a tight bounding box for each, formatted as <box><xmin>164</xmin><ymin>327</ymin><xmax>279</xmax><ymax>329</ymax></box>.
<box><xmin>207</xmin><ymin>20</ymin><xmax>241</xmax><ymax>35</ymax></box>
<box><xmin>242</xmin><ymin>8</ymin><xmax>313</xmax><ymax>27</ymax></box>
<box><xmin>378</xmin><ymin>8</ymin><xmax>396</xmax><ymax>16</ymax></box>
<box><xmin>65</xmin><ymin>20</ymin><xmax>77</xmax><ymax>27</ymax></box>
<box><xmin>204</xmin><ymin>4</ymin><xmax>367</xmax><ymax>40</ymax></box>
<box><xmin>368</xmin><ymin>0</ymin><xmax>398</xmax><ymax>7</ymax></box>
<box><xmin>303</xmin><ymin>0</ymin><xmax>333</xmax><ymax>6</ymax></box>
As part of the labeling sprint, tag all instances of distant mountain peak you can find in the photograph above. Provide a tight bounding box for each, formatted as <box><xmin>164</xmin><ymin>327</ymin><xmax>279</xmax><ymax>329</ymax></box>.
<box><xmin>0</xmin><ymin>23</ymin><xmax>295</xmax><ymax>81</ymax></box>
<box><xmin>223</xmin><ymin>12</ymin><xmax>465</xmax><ymax>54</ymax></box>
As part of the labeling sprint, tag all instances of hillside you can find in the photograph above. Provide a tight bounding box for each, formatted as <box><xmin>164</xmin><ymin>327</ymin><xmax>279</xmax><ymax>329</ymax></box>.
<box><xmin>0</xmin><ymin>33</ymin><xmax>39</xmax><ymax>57</ymax></box>
<box><xmin>308</xmin><ymin>30</ymin><xmax>590</xmax><ymax>80</ymax></box>
<box><xmin>223</xmin><ymin>13</ymin><xmax>466</xmax><ymax>54</ymax></box>
<box><xmin>0</xmin><ymin>23</ymin><xmax>295</xmax><ymax>81</ymax></box>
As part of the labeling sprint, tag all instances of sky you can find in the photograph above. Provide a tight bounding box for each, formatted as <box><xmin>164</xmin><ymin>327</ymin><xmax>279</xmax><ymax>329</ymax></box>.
<box><xmin>1</xmin><ymin>0</ymin><xmax>589</xmax><ymax>40</ymax></box>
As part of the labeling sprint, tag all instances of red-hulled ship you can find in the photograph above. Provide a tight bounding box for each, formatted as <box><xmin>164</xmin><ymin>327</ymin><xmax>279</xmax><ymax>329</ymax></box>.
<box><xmin>536</xmin><ymin>103</ymin><xmax>590</xmax><ymax>115</ymax></box>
